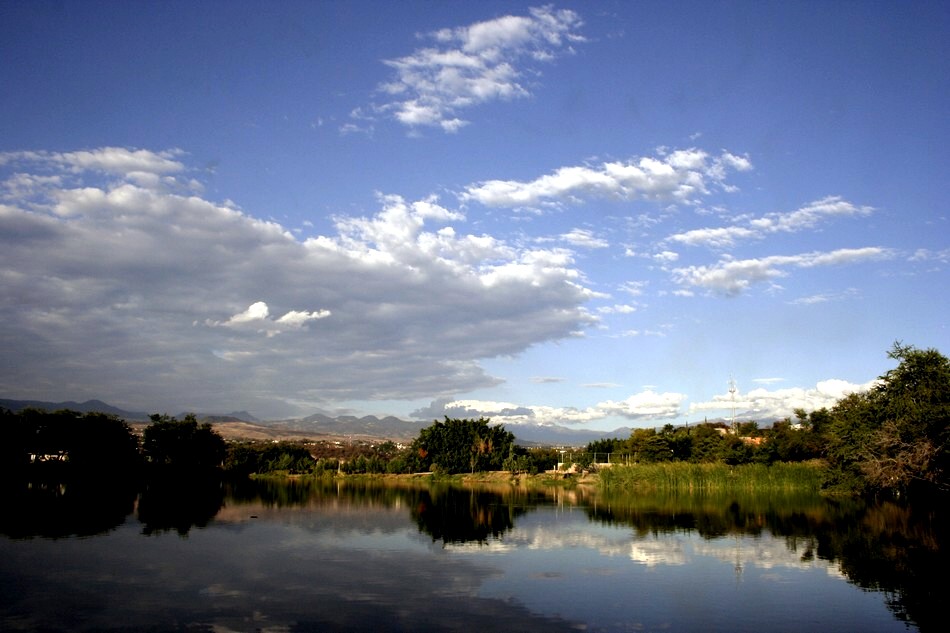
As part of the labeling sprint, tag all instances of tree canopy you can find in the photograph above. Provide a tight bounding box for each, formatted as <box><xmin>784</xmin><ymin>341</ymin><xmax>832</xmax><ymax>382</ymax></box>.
<box><xmin>824</xmin><ymin>342</ymin><xmax>950</xmax><ymax>496</ymax></box>
<box><xmin>142</xmin><ymin>414</ymin><xmax>227</xmax><ymax>472</ymax></box>
<box><xmin>411</xmin><ymin>417</ymin><xmax>515</xmax><ymax>474</ymax></box>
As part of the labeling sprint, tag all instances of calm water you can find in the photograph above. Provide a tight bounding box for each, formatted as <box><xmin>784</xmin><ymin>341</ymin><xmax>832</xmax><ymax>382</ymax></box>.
<box><xmin>0</xmin><ymin>477</ymin><xmax>944</xmax><ymax>632</ymax></box>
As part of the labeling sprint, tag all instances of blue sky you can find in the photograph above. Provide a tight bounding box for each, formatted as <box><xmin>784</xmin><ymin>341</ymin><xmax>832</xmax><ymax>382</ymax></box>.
<box><xmin>1</xmin><ymin>1</ymin><xmax>947</xmax><ymax>431</ymax></box>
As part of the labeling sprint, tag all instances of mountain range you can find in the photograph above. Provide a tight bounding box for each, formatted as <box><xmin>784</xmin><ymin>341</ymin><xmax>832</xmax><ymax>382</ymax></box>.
<box><xmin>0</xmin><ymin>397</ymin><xmax>637</xmax><ymax>446</ymax></box>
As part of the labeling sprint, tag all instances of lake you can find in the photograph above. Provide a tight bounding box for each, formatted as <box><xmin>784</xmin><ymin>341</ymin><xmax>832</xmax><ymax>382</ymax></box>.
<box><xmin>1</xmin><ymin>476</ymin><xmax>944</xmax><ymax>632</ymax></box>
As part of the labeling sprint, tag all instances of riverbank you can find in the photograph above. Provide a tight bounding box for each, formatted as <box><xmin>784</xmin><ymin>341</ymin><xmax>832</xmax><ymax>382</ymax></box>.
<box><xmin>259</xmin><ymin>461</ymin><xmax>830</xmax><ymax>494</ymax></box>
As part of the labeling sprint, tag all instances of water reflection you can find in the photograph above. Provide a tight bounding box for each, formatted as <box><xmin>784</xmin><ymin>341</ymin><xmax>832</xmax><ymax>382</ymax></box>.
<box><xmin>585</xmin><ymin>488</ymin><xmax>946</xmax><ymax>632</ymax></box>
<box><xmin>0</xmin><ymin>478</ymin><xmax>136</xmax><ymax>539</ymax></box>
<box><xmin>137</xmin><ymin>476</ymin><xmax>225</xmax><ymax>536</ymax></box>
<box><xmin>1</xmin><ymin>478</ymin><xmax>946</xmax><ymax>632</ymax></box>
<box><xmin>411</xmin><ymin>484</ymin><xmax>540</xmax><ymax>545</ymax></box>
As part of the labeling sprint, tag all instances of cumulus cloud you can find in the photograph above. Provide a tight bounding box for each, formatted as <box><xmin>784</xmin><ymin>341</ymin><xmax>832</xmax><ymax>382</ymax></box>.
<box><xmin>671</xmin><ymin>247</ymin><xmax>893</xmax><ymax>296</ymax></box>
<box><xmin>206</xmin><ymin>301</ymin><xmax>331</xmax><ymax>337</ymax></box>
<box><xmin>689</xmin><ymin>378</ymin><xmax>878</xmax><ymax>419</ymax></box>
<box><xmin>0</xmin><ymin>148</ymin><xmax>597</xmax><ymax>417</ymax></box>
<box><xmin>596</xmin><ymin>390</ymin><xmax>685</xmax><ymax>420</ymax></box>
<box><xmin>414</xmin><ymin>389</ymin><xmax>687</xmax><ymax>426</ymax></box>
<box><xmin>368</xmin><ymin>6</ymin><xmax>585</xmax><ymax>132</ymax></box>
<box><xmin>461</xmin><ymin>148</ymin><xmax>752</xmax><ymax>210</ymax></box>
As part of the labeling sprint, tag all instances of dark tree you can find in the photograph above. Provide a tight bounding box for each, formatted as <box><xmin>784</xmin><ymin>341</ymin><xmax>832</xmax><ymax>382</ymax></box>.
<box><xmin>142</xmin><ymin>414</ymin><xmax>226</xmax><ymax>472</ymax></box>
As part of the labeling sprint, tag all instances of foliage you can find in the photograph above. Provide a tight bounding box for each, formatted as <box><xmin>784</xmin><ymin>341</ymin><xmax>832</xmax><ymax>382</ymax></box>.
<box><xmin>142</xmin><ymin>414</ymin><xmax>226</xmax><ymax>472</ymax></box>
<box><xmin>225</xmin><ymin>441</ymin><xmax>316</xmax><ymax>476</ymax></box>
<box><xmin>0</xmin><ymin>407</ymin><xmax>141</xmax><ymax>476</ymax></box>
<box><xmin>599</xmin><ymin>462</ymin><xmax>824</xmax><ymax>493</ymax></box>
<box><xmin>411</xmin><ymin>417</ymin><xmax>515</xmax><ymax>474</ymax></box>
<box><xmin>823</xmin><ymin>343</ymin><xmax>950</xmax><ymax>496</ymax></box>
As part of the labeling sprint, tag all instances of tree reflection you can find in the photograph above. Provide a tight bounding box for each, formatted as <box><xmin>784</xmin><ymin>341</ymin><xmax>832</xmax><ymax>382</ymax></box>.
<box><xmin>4</xmin><ymin>474</ymin><xmax>946</xmax><ymax>631</ymax></box>
<box><xmin>0</xmin><ymin>478</ymin><xmax>137</xmax><ymax>539</ymax></box>
<box><xmin>137</xmin><ymin>475</ymin><xmax>224</xmax><ymax>536</ymax></box>
<box><xmin>410</xmin><ymin>485</ymin><xmax>533</xmax><ymax>545</ymax></box>
<box><xmin>584</xmin><ymin>489</ymin><xmax>947</xmax><ymax>633</ymax></box>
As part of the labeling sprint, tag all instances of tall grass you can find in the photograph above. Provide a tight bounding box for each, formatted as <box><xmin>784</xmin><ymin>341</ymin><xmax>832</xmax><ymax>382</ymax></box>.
<box><xmin>598</xmin><ymin>461</ymin><xmax>824</xmax><ymax>493</ymax></box>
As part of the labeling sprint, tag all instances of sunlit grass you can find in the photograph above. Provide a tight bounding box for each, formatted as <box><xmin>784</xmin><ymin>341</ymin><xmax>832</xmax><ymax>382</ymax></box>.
<box><xmin>598</xmin><ymin>461</ymin><xmax>824</xmax><ymax>493</ymax></box>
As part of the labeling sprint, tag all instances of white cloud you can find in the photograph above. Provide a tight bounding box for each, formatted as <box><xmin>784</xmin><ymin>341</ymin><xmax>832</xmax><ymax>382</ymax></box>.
<box><xmin>909</xmin><ymin>247</ymin><xmax>950</xmax><ymax>263</ymax></box>
<box><xmin>596</xmin><ymin>390</ymin><xmax>685</xmax><ymax>420</ymax></box>
<box><xmin>652</xmin><ymin>250</ymin><xmax>679</xmax><ymax>263</ymax></box>
<box><xmin>752</xmin><ymin>377</ymin><xmax>785</xmax><ymax>385</ymax></box>
<box><xmin>369</xmin><ymin>6</ymin><xmax>585</xmax><ymax>132</ymax></box>
<box><xmin>619</xmin><ymin>281</ymin><xmax>648</xmax><ymax>296</ymax></box>
<box><xmin>789</xmin><ymin>288</ymin><xmax>860</xmax><ymax>305</ymax></box>
<box><xmin>667</xmin><ymin>196</ymin><xmax>874</xmax><ymax>249</ymax></box>
<box><xmin>560</xmin><ymin>228</ymin><xmax>609</xmax><ymax>249</ymax></box>
<box><xmin>667</xmin><ymin>225</ymin><xmax>758</xmax><ymax>249</ymax></box>
<box><xmin>1</xmin><ymin>147</ymin><xmax>185</xmax><ymax>177</ymax></box>
<box><xmin>620</xmin><ymin>329</ymin><xmax>668</xmax><ymax>338</ymax></box>
<box><xmin>418</xmin><ymin>388</ymin><xmax>687</xmax><ymax>426</ymax></box>
<box><xmin>462</xmin><ymin>148</ymin><xmax>751</xmax><ymax>210</ymax></box>
<box><xmin>671</xmin><ymin>247</ymin><xmax>893</xmax><ymax>296</ymax></box>
<box><xmin>206</xmin><ymin>301</ymin><xmax>332</xmax><ymax>337</ymax></box>
<box><xmin>226</xmin><ymin>301</ymin><xmax>270</xmax><ymax>324</ymax></box>
<box><xmin>598</xmin><ymin>304</ymin><xmax>637</xmax><ymax>314</ymax></box>
<box><xmin>689</xmin><ymin>378</ymin><xmax>878</xmax><ymax>419</ymax></box>
<box><xmin>0</xmin><ymin>148</ymin><xmax>597</xmax><ymax>416</ymax></box>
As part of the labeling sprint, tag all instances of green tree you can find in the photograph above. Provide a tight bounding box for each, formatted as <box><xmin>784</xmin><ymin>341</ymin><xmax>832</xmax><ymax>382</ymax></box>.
<box><xmin>689</xmin><ymin>424</ymin><xmax>726</xmax><ymax>463</ymax></box>
<box><xmin>411</xmin><ymin>417</ymin><xmax>514</xmax><ymax>474</ymax></box>
<box><xmin>824</xmin><ymin>343</ymin><xmax>950</xmax><ymax>496</ymax></box>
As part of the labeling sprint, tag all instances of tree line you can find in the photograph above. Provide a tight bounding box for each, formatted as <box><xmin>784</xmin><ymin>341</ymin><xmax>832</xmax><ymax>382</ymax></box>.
<box><xmin>584</xmin><ymin>343</ymin><xmax>949</xmax><ymax>497</ymax></box>
<box><xmin>3</xmin><ymin>342</ymin><xmax>946</xmax><ymax>496</ymax></box>
<box><xmin>1</xmin><ymin>411</ymin><xmax>228</xmax><ymax>478</ymax></box>
<box><xmin>0</xmin><ymin>409</ymin><xmax>558</xmax><ymax>479</ymax></box>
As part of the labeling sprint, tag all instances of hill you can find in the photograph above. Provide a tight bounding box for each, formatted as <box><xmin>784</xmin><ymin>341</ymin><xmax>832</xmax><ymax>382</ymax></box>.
<box><xmin>1</xmin><ymin>397</ymin><xmax>637</xmax><ymax>446</ymax></box>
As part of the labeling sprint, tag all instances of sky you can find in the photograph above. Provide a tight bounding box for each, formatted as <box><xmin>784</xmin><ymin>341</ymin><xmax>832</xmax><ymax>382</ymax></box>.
<box><xmin>1</xmin><ymin>1</ymin><xmax>948</xmax><ymax>431</ymax></box>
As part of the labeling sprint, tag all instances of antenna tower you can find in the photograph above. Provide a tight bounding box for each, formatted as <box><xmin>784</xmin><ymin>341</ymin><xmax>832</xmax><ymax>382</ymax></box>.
<box><xmin>728</xmin><ymin>377</ymin><xmax>737</xmax><ymax>435</ymax></box>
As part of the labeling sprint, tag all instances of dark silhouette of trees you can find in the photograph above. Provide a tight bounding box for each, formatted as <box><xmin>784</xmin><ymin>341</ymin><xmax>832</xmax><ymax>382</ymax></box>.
<box><xmin>0</xmin><ymin>407</ymin><xmax>140</xmax><ymax>477</ymax></box>
<box><xmin>142</xmin><ymin>414</ymin><xmax>226</xmax><ymax>472</ymax></box>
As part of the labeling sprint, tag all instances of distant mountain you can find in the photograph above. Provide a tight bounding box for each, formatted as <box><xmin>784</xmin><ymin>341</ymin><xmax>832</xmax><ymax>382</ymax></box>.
<box><xmin>276</xmin><ymin>413</ymin><xmax>428</xmax><ymax>440</ymax></box>
<box><xmin>1</xmin><ymin>396</ymin><xmax>639</xmax><ymax>446</ymax></box>
<box><xmin>275</xmin><ymin>413</ymin><xmax>627</xmax><ymax>446</ymax></box>
<box><xmin>505</xmin><ymin>423</ymin><xmax>633</xmax><ymax>447</ymax></box>
<box><xmin>0</xmin><ymin>398</ymin><xmax>150</xmax><ymax>421</ymax></box>
<box><xmin>181</xmin><ymin>411</ymin><xmax>261</xmax><ymax>424</ymax></box>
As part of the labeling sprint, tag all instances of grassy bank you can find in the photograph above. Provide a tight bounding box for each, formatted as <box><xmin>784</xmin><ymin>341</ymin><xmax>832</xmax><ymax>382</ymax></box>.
<box><xmin>253</xmin><ymin>464</ymin><xmax>823</xmax><ymax>494</ymax></box>
<box><xmin>598</xmin><ymin>461</ymin><xmax>825</xmax><ymax>493</ymax></box>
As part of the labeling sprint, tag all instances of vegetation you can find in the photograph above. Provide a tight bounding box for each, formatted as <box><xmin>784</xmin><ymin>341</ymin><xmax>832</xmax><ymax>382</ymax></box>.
<box><xmin>0</xmin><ymin>408</ymin><xmax>141</xmax><ymax>477</ymax></box>
<box><xmin>142</xmin><ymin>414</ymin><xmax>227</xmax><ymax>473</ymax></box>
<box><xmin>599</xmin><ymin>462</ymin><xmax>824</xmax><ymax>493</ymax></box>
<box><xmin>582</xmin><ymin>342</ymin><xmax>949</xmax><ymax>498</ymax></box>
<box><xmin>823</xmin><ymin>343</ymin><xmax>950</xmax><ymax>496</ymax></box>
<box><xmin>2</xmin><ymin>343</ymin><xmax>945</xmax><ymax>498</ymax></box>
<box><xmin>409</xmin><ymin>416</ymin><xmax>515</xmax><ymax>474</ymax></box>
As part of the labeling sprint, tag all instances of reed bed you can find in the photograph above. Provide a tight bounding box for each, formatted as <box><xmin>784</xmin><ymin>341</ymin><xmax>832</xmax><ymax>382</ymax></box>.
<box><xmin>598</xmin><ymin>461</ymin><xmax>824</xmax><ymax>493</ymax></box>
